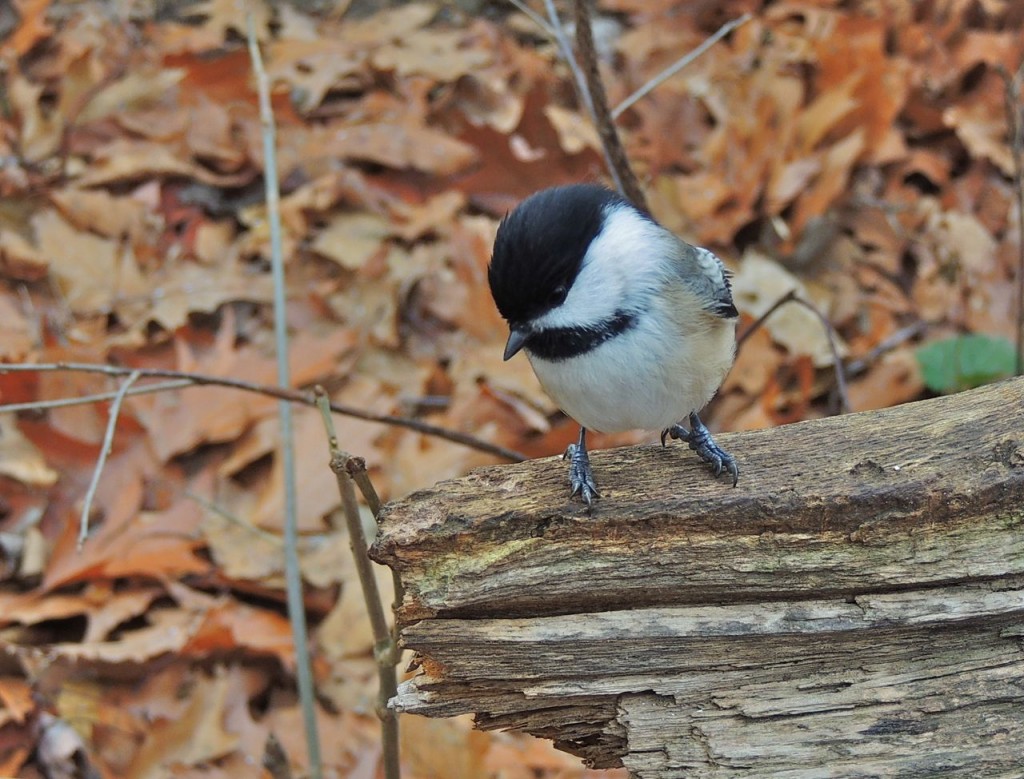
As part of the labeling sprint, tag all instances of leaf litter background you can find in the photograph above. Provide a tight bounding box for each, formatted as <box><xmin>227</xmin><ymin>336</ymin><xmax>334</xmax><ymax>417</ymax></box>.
<box><xmin>0</xmin><ymin>0</ymin><xmax>1022</xmax><ymax>776</ymax></box>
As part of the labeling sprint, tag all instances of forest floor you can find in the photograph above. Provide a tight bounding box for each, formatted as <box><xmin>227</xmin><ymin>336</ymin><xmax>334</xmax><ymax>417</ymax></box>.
<box><xmin>0</xmin><ymin>0</ymin><xmax>1021</xmax><ymax>776</ymax></box>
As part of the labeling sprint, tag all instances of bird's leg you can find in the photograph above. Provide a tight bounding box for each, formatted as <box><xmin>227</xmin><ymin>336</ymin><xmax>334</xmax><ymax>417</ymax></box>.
<box><xmin>563</xmin><ymin>426</ymin><xmax>600</xmax><ymax>505</ymax></box>
<box><xmin>661</xmin><ymin>411</ymin><xmax>739</xmax><ymax>486</ymax></box>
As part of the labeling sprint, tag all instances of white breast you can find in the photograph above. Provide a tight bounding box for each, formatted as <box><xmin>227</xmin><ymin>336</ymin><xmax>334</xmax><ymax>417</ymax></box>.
<box><xmin>528</xmin><ymin>291</ymin><xmax>736</xmax><ymax>434</ymax></box>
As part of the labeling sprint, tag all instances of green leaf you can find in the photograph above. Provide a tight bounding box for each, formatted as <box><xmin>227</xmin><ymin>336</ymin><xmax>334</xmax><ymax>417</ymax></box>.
<box><xmin>915</xmin><ymin>334</ymin><xmax>1017</xmax><ymax>394</ymax></box>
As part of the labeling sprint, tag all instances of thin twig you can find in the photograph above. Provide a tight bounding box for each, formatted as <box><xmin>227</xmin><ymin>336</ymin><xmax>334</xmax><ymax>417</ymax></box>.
<box><xmin>846</xmin><ymin>321</ymin><xmax>927</xmax><ymax>376</ymax></box>
<box><xmin>737</xmin><ymin>290</ymin><xmax>851</xmax><ymax>415</ymax></box>
<box><xmin>571</xmin><ymin>0</ymin><xmax>647</xmax><ymax>210</ymax></box>
<box><xmin>314</xmin><ymin>390</ymin><xmax>400</xmax><ymax>779</ymax></box>
<box><xmin>736</xmin><ymin>290</ymin><xmax>798</xmax><ymax>350</ymax></box>
<box><xmin>506</xmin><ymin>0</ymin><xmax>555</xmax><ymax>36</ymax></box>
<box><xmin>540</xmin><ymin>0</ymin><xmax>624</xmax><ymax>192</ymax></box>
<box><xmin>612</xmin><ymin>13</ymin><xmax>753</xmax><ymax>119</ymax></box>
<box><xmin>246</xmin><ymin>14</ymin><xmax>322</xmax><ymax>779</ymax></box>
<box><xmin>185</xmin><ymin>488</ymin><xmax>281</xmax><ymax>543</ymax></box>
<box><xmin>0</xmin><ymin>363</ymin><xmax>526</xmax><ymax>463</ymax></box>
<box><xmin>1000</xmin><ymin>62</ymin><xmax>1024</xmax><ymax>376</ymax></box>
<box><xmin>78</xmin><ymin>370</ymin><xmax>140</xmax><ymax>549</ymax></box>
<box><xmin>343</xmin><ymin>452</ymin><xmax>405</xmax><ymax>665</ymax></box>
<box><xmin>0</xmin><ymin>379</ymin><xmax>192</xmax><ymax>414</ymax></box>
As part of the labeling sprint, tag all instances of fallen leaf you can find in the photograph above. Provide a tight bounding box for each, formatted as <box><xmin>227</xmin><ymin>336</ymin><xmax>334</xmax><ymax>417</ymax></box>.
<box><xmin>312</xmin><ymin>212</ymin><xmax>390</xmax><ymax>270</ymax></box>
<box><xmin>0</xmin><ymin>676</ymin><xmax>34</xmax><ymax>726</ymax></box>
<box><xmin>0</xmin><ymin>293</ymin><xmax>35</xmax><ymax>359</ymax></box>
<box><xmin>78</xmin><ymin>67</ymin><xmax>185</xmax><ymax>124</ymax></box>
<box><xmin>301</xmin><ymin>121</ymin><xmax>479</xmax><ymax>176</ymax></box>
<box><xmin>132</xmin><ymin>323</ymin><xmax>357</xmax><ymax>461</ymax></box>
<box><xmin>126</xmin><ymin>666</ymin><xmax>241</xmax><ymax>779</ymax></box>
<box><xmin>268</xmin><ymin>38</ymin><xmax>365</xmax><ymax>113</ymax></box>
<box><xmin>6</xmin><ymin>0</ymin><xmax>54</xmax><ymax>57</ymax></box>
<box><xmin>340</xmin><ymin>3</ymin><xmax>437</xmax><ymax>46</ymax></box>
<box><xmin>0</xmin><ymin>415</ymin><xmax>58</xmax><ymax>486</ymax></box>
<box><xmin>731</xmin><ymin>251</ymin><xmax>846</xmax><ymax>367</ymax></box>
<box><xmin>544</xmin><ymin>105</ymin><xmax>602</xmax><ymax>154</ymax></box>
<box><xmin>372</xmin><ymin>28</ymin><xmax>492</xmax><ymax>82</ymax></box>
<box><xmin>50</xmin><ymin>187</ymin><xmax>155</xmax><ymax>241</ymax></box>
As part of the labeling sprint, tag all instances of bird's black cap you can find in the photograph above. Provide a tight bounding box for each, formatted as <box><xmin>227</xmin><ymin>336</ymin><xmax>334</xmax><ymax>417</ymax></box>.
<box><xmin>488</xmin><ymin>184</ymin><xmax>628</xmax><ymax>327</ymax></box>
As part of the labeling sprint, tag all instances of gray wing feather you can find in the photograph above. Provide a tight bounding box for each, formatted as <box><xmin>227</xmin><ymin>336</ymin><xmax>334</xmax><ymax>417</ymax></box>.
<box><xmin>670</xmin><ymin>238</ymin><xmax>738</xmax><ymax>319</ymax></box>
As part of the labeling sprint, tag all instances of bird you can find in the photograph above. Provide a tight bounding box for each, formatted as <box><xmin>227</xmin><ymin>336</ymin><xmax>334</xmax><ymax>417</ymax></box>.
<box><xmin>487</xmin><ymin>183</ymin><xmax>739</xmax><ymax>505</ymax></box>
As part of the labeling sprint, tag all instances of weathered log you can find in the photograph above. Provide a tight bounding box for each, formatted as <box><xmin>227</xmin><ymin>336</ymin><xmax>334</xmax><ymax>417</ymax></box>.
<box><xmin>369</xmin><ymin>378</ymin><xmax>1024</xmax><ymax>777</ymax></box>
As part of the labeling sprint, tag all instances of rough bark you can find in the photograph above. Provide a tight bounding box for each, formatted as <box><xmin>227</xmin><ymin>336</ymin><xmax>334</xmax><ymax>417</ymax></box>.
<box><xmin>369</xmin><ymin>378</ymin><xmax>1024</xmax><ymax>777</ymax></box>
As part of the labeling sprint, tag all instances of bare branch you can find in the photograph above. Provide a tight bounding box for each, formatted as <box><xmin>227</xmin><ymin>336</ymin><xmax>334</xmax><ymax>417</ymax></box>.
<box><xmin>737</xmin><ymin>290</ymin><xmax>851</xmax><ymax>415</ymax></box>
<box><xmin>246</xmin><ymin>12</ymin><xmax>322</xmax><ymax>778</ymax></box>
<box><xmin>612</xmin><ymin>13</ymin><xmax>753</xmax><ymax>119</ymax></box>
<box><xmin>571</xmin><ymin>0</ymin><xmax>647</xmax><ymax>210</ymax></box>
<box><xmin>0</xmin><ymin>362</ymin><xmax>527</xmax><ymax>463</ymax></box>
<box><xmin>0</xmin><ymin>380</ymin><xmax>192</xmax><ymax>413</ymax></box>
<box><xmin>506</xmin><ymin>0</ymin><xmax>555</xmax><ymax>36</ymax></box>
<box><xmin>78</xmin><ymin>370</ymin><xmax>140</xmax><ymax>549</ymax></box>
<box><xmin>314</xmin><ymin>390</ymin><xmax>400</xmax><ymax>779</ymax></box>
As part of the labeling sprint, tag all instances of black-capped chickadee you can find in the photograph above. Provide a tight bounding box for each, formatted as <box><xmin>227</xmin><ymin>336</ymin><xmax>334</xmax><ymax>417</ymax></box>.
<box><xmin>488</xmin><ymin>183</ymin><xmax>739</xmax><ymax>505</ymax></box>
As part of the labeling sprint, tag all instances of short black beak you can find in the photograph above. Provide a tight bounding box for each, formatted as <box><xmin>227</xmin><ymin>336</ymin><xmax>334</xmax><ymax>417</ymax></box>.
<box><xmin>503</xmin><ymin>327</ymin><xmax>529</xmax><ymax>361</ymax></box>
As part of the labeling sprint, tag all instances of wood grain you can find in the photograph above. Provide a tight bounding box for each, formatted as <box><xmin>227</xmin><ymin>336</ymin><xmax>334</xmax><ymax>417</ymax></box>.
<box><xmin>370</xmin><ymin>378</ymin><xmax>1024</xmax><ymax>776</ymax></box>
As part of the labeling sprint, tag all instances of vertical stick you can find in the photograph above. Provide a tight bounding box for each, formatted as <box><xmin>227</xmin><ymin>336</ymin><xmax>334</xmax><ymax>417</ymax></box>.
<box><xmin>245</xmin><ymin>12</ymin><xmax>323</xmax><ymax>778</ymax></box>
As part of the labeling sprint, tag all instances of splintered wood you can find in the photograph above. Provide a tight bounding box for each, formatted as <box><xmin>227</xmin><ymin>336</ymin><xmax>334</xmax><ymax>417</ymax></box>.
<box><xmin>370</xmin><ymin>378</ymin><xmax>1024</xmax><ymax>778</ymax></box>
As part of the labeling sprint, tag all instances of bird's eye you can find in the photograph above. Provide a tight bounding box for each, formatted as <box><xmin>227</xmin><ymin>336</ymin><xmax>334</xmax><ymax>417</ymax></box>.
<box><xmin>548</xmin><ymin>284</ymin><xmax>568</xmax><ymax>307</ymax></box>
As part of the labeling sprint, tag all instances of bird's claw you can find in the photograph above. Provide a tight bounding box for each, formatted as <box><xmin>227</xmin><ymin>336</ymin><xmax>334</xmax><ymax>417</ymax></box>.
<box><xmin>564</xmin><ymin>442</ymin><xmax>600</xmax><ymax>506</ymax></box>
<box><xmin>662</xmin><ymin>414</ymin><xmax>739</xmax><ymax>487</ymax></box>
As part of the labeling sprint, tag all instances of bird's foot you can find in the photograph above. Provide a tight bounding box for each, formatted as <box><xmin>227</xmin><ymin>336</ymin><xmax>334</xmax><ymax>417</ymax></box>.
<box><xmin>563</xmin><ymin>441</ymin><xmax>600</xmax><ymax>506</ymax></box>
<box><xmin>661</xmin><ymin>412</ymin><xmax>739</xmax><ymax>486</ymax></box>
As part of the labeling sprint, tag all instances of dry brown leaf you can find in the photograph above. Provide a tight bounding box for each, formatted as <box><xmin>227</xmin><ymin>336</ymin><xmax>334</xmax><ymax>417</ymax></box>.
<box><xmin>50</xmin><ymin>187</ymin><xmax>155</xmax><ymax>241</ymax></box>
<box><xmin>181</xmin><ymin>600</ymin><xmax>295</xmax><ymax>667</ymax></box>
<box><xmin>155</xmin><ymin>0</ymin><xmax>270</xmax><ymax>54</ymax></box>
<box><xmin>35</xmin><ymin>364</ymin><xmax>110</xmax><ymax>445</ymax></box>
<box><xmin>8</xmin><ymin>71</ymin><xmax>62</xmax><ymax>162</ymax></box>
<box><xmin>766</xmin><ymin>157</ymin><xmax>822</xmax><ymax>213</ymax></box>
<box><xmin>847</xmin><ymin>348</ymin><xmax>923</xmax><ymax>412</ymax></box>
<box><xmin>316</xmin><ymin>562</ymin><xmax>394</xmax><ymax>660</ymax></box>
<box><xmin>141</xmin><ymin>253</ymin><xmax>275</xmax><ymax>334</ymax></box>
<box><xmin>29</xmin><ymin>209</ymin><xmax>122</xmax><ymax>314</ymax></box>
<box><xmin>454</xmin><ymin>71</ymin><xmax>525</xmax><ymax>134</ymax></box>
<box><xmin>0</xmin><ymin>415</ymin><xmax>58</xmax><ymax>487</ymax></box>
<box><xmin>304</xmin><ymin>121</ymin><xmax>479</xmax><ymax>176</ymax></box>
<box><xmin>0</xmin><ymin>293</ymin><xmax>35</xmax><ymax>360</ymax></box>
<box><xmin>796</xmin><ymin>71</ymin><xmax>860</xmax><ymax>153</ymax></box>
<box><xmin>731</xmin><ymin>251</ymin><xmax>846</xmax><ymax>367</ymax></box>
<box><xmin>132</xmin><ymin>324</ymin><xmax>357</xmax><ymax>461</ymax></box>
<box><xmin>268</xmin><ymin>38</ymin><xmax>365</xmax><ymax>113</ymax></box>
<box><xmin>390</xmin><ymin>190</ymin><xmax>466</xmax><ymax>242</ymax></box>
<box><xmin>78</xmin><ymin>67</ymin><xmax>184</xmax><ymax>124</ymax></box>
<box><xmin>722</xmin><ymin>326</ymin><xmax>782</xmax><ymax>398</ymax></box>
<box><xmin>340</xmin><ymin>3</ymin><xmax>437</xmax><ymax>46</ymax></box>
<box><xmin>927</xmin><ymin>209</ymin><xmax>998</xmax><ymax>280</ymax></box>
<box><xmin>81</xmin><ymin>584</ymin><xmax>163</xmax><ymax>644</ymax></box>
<box><xmin>6</xmin><ymin>0</ymin><xmax>54</xmax><ymax>57</ymax></box>
<box><xmin>249</xmin><ymin>386</ymin><xmax>385</xmax><ymax>531</ymax></box>
<box><xmin>184</xmin><ymin>96</ymin><xmax>248</xmax><ymax>172</ymax></box>
<box><xmin>0</xmin><ymin>676</ymin><xmax>34</xmax><ymax>726</ymax></box>
<box><xmin>75</xmin><ymin>140</ymin><xmax>252</xmax><ymax>189</ymax></box>
<box><xmin>544</xmin><ymin>105</ymin><xmax>602</xmax><ymax>154</ymax></box>
<box><xmin>126</xmin><ymin>666</ymin><xmax>242</xmax><ymax>779</ymax></box>
<box><xmin>44</xmin><ymin>492</ymin><xmax>207</xmax><ymax>590</ymax></box>
<box><xmin>944</xmin><ymin>101</ymin><xmax>1013</xmax><ymax>177</ymax></box>
<box><xmin>372</xmin><ymin>28</ymin><xmax>492</xmax><ymax>82</ymax></box>
<box><xmin>200</xmin><ymin>507</ymin><xmax>284</xmax><ymax>583</ymax></box>
<box><xmin>401</xmin><ymin>715</ymin><xmax>491</xmax><ymax>779</ymax></box>
<box><xmin>312</xmin><ymin>212</ymin><xmax>390</xmax><ymax>270</ymax></box>
<box><xmin>790</xmin><ymin>128</ymin><xmax>866</xmax><ymax>236</ymax></box>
